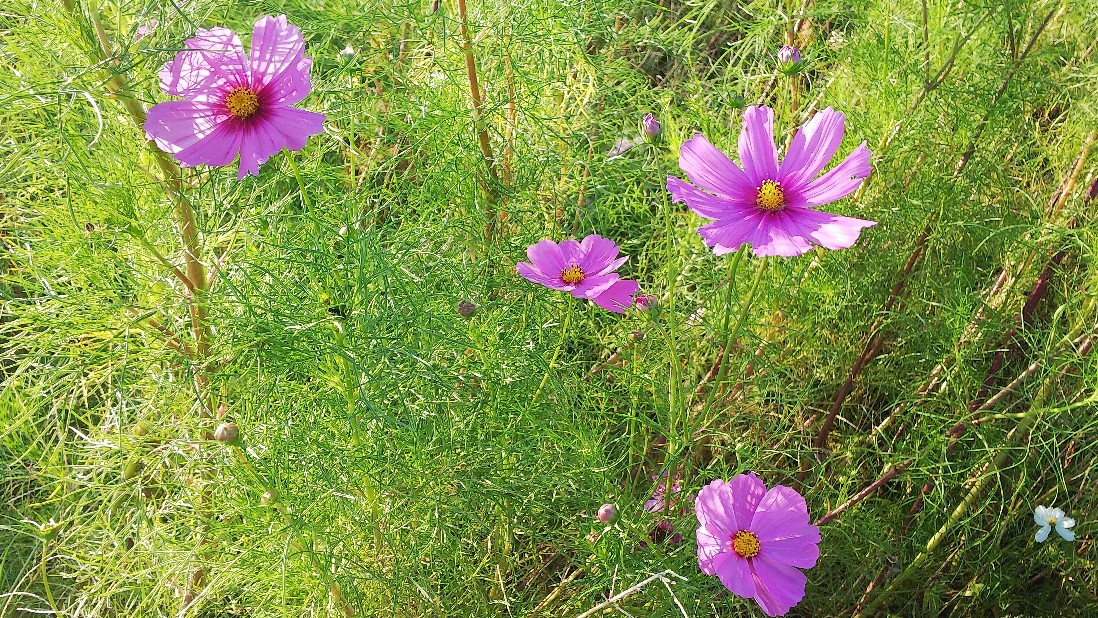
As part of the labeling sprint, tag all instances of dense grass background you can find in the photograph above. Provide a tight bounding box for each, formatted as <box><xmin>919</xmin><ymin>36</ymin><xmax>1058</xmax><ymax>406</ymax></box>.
<box><xmin>2</xmin><ymin>0</ymin><xmax>1097</xmax><ymax>615</ymax></box>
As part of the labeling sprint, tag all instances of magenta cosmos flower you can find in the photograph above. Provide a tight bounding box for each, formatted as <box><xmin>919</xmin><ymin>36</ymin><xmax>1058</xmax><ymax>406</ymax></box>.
<box><xmin>144</xmin><ymin>15</ymin><xmax>325</xmax><ymax>178</ymax></box>
<box><xmin>667</xmin><ymin>106</ymin><xmax>875</xmax><ymax>257</ymax></box>
<box><xmin>696</xmin><ymin>474</ymin><xmax>821</xmax><ymax>616</ymax></box>
<box><xmin>517</xmin><ymin>235</ymin><xmax>638</xmax><ymax>313</ymax></box>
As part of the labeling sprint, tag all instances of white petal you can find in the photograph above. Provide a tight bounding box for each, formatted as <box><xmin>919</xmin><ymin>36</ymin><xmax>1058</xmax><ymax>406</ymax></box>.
<box><xmin>1035</xmin><ymin>525</ymin><xmax>1051</xmax><ymax>543</ymax></box>
<box><xmin>1060</xmin><ymin>517</ymin><xmax>1075</xmax><ymax>529</ymax></box>
<box><xmin>1034</xmin><ymin>506</ymin><xmax>1050</xmax><ymax>525</ymax></box>
<box><xmin>1055</xmin><ymin>525</ymin><xmax>1076</xmax><ymax>542</ymax></box>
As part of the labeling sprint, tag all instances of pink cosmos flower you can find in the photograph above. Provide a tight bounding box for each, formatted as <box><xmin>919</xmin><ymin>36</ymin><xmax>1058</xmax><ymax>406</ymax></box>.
<box><xmin>696</xmin><ymin>474</ymin><xmax>821</xmax><ymax>616</ymax></box>
<box><xmin>667</xmin><ymin>106</ymin><xmax>875</xmax><ymax>257</ymax></box>
<box><xmin>644</xmin><ymin>471</ymin><xmax>683</xmax><ymax>513</ymax></box>
<box><xmin>516</xmin><ymin>235</ymin><xmax>639</xmax><ymax>313</ymax></box>
<box><xmin>144</xmin><ymin>15</ymin><xmax>325</xmax><ymax>178</ymax></box>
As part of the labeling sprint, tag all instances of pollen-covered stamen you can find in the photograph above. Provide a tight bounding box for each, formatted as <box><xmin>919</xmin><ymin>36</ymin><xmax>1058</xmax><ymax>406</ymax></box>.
<box><xmin>731</xmin><ymin>530</ymin><xmax>761</xmax><ymax>559</ymax></box>
<box><xmin>561</xmin><ymin>265</ymin><xmax>585</xmax><ymax>285</ymax></box>
<box><xmin>755</xmin><ymin>179</ymin><xmax>785</xmax><ymax>212</ymax></box>
<box><xmin>225</xmin><ymin>86</ymin><xmax>260</xmax><ymax>120</ymax></box>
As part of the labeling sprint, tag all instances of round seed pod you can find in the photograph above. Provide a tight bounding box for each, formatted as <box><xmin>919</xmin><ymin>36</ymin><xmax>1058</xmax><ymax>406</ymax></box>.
<box><xmin>214</xmin><ymin>422</ymin><xmax>238</xmax><ymax>443</ymax></box>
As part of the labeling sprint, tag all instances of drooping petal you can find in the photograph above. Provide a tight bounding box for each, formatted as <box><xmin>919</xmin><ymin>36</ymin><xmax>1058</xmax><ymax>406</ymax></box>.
<box><xmin>591</xmin><ymin>279</ymin><xmax>638</xmax><ymax>313</ymax></box>
<box><xmin>738</xmin><ymin>106</ymin><xmax>779</xmax><ymax>186</ymax></box>
<box><xmin>525</xmin><ymin>239</ymin><xmax>567</xmax><ymax>275</ymax></box>
<box><xmin>751</xmin><ymin>486</ymin><xmax>812</xmax><ymax>541</ymax></box>
<box><xmin>750</xmin><ymin>554</ymin><xmax>809</xmax><ymax>617</ymax></box>
<box><xmin>779</xmin><ymin>207</ymin><xmax>876</xmax><ymax>251</ymax></box>
<box><xmin>1035</xmin><ymin>525</ymin><xmax>1052</xmax><ymax>543</ymax></box>
<box><xmin>236</xmin><ymin>116</ymin><xmax>292</xmax><ymax>178</ymax></box>
<box><xmin>173</xmin><ymin>120</ymin><xmax>245</xmax><ymax>169</ymax></box>
<box><xmin>777</xmin><ymin>107</ymin><xmax>846</xmax><ymax>191</ymax></box>
<box><xmin>1055</xmin><ymin>525</ymin><xmax>1076</xmax><ymax>542</ymax></box>
<box><xmin>678</xmin><ymin>134</ymin><xmax>756</xmax><ymax>199</ymax></box>
<box><xmin>713</xmin><ymin>552</ymin><xmax>757</xmax><ymax>599</ymax></box>
<box><xmin>759</xmin><ymin>528</ymin><xmax>821</xmax><ymax>569</ymax></box>
<box><xmin>667</xmin><ymin>175</ymin><xmax>757</xmax><ymax>220</ymax></box>
<box><xmin>144</xmin><ymin>100</ymin><xmax>227</xmax><ymax>154</ymax></box>
<box><xmin>159</xmin><ymin>27</ymin><xmax>249</xmax><ymax>100</ymax></box>
<box><xmin>249</xmin><ymin>15</ymin><xmax>306</xmax><ymax>94</ymax></box>
<box><xmin>796</xmin><ymin>142</ymin><xmax>871</xmax><ymax>207</ymax></box>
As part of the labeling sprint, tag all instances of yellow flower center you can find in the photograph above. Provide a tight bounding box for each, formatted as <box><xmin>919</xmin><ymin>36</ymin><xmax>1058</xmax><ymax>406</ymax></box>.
<box><xmin>732</xmin><ymin>530</ymin><xmax>760</xmax><ymax>559</ymax></box>
<box><xmin>225</xmin><ymin>86</ymin><xmax>260</xmax><ymax>120</ymax></box>
<box><xmin>561</xmin><ymin>265</ymin><xmax>585</xmax><ymax>285</ymax></box>
<box><xmin>1048</xmin><ymin>518</ymin><xmax>1057</xmax><ymax>526</ymax></box>
<box><xmin>755</xmin><ymin>180</ymin><xmax>785</xmax><ymax>212</ymax></box>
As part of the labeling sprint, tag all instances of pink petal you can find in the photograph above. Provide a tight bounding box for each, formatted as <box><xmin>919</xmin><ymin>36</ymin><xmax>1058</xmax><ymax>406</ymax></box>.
<box><xmin>667</xmin><ymin>175</ymin><xmax>756</xmax><ymax>220</ymax></box>
<box><xmin>744</xmin><ymin>215</ymin><xmax>814</xmax><ymax>257</ymax></box>
<box><xmin>144</xmin><ymin>100</ymin><xmax>226</xmax><ymax>154</ymax></box>
<box><xmin>697</xmin><ymin>211</ymin><xmax>767</xmax><ymax>255</ymax></box>
<box><xmin>777</xmin><ymin>107</ymin><xmax>845</xmax><ymax>191</ymax></box>
<box><xmin>751</xmin><ymin>486</ymin><xmax>811</xmax><ymax>541</ymax></box>
<box><xmin>261</xmin><ymin>106</ymin><xmax>326</xmax><ymax>151</ymax></box>
<box><xmin>696</xmin><ymin>524</ymin><xmax>727</xmax><ymax>575</ymax></box>
<box><xmin>750</xmin><ymin>554</ymin><xmax>809</xmax><ymax>616</ymax></box>
<box><xmin>526</xmin><ymin>239</ymin><xmax>566</xmax><ymax>274</ymax></box>
<box><xmin>797</xmin><ymin>142</ymin><xmax>871</xmax><ymax>207</ymax></box>
<box><xmin>235</xmin><ymin>117</ymin><xmax>288</xmax><ymax>178</ymax></box>
<box><xmin>249</xmin><ymin>16</ymin><xmax>306</xmax><ymax>95</ymax></box>
<box><xmin>517</xmin><ymin>262</ymin><xmax>569</xmax><ymax>290</ymax></box>
<box><xmin>678</xmin><ymin>134</ymin><xmax>756</xmax><ymax>199</ymax></box>
<box><xmin>759</xmin><ymin>529</ymin><xmax>821</xmax><ymax>569</ymax></box>
<box><xmin>726</xmin><ymin>473</ymin><xmax>768</xmax><ymax>531</ymax></box>
<box><xmin>738</xmin><ymin>106</ymin><xmax>779</xmax><ymax>186</ymax></box>
<box><xmin>577</xmin><ymin>235</ymin><xmax>621</xmax><ymax>274</ymax></box>
<box><xmin>696</xmin><ymin>479</ymin><xmax>734</xmax><ymax>532</ymax></box>
<box><xmin>591</xmin><ymin>279</ymin><xmax>638</xmax><ymax>312</ymax></box>
<box><xmin>570</xmin><ymin>273</ymin><xmax>619</xmax><ymax>300</ymax></box>
<box><xmin>159</xmin><ymin>27</ymin><xmax>248</xmax><ymax>100</ymax></box>
<box><xmin>558</xmin><ymin>239</ymin><xmax>583</xmax><ymax>266</ymax></box>
<box><xmin>781</xmin><ymin>207</ymin><xmax>876</xmax><ymax>250</ymax></box>
<box><xmin>173</xmin><ymin>119</ymin><xmax>245</xmax><ymax>169</ymax></box>
<box><xmin>713</xmin><ymin>551</ymin><xmax>757</xmax><ymax>599</ymax></box>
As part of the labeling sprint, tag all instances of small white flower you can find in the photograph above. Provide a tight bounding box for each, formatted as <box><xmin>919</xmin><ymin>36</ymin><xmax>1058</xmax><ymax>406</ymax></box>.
<box><xmin>1034</xmin><ymin>505</ymin><xmax>1076</xmax><ymax>542</ymax></box>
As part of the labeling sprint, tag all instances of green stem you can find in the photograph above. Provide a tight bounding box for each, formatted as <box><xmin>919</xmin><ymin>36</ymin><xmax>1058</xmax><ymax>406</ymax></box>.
<box><xmin>286</xmin><ymin>152</ymin><xmax>312</xmax><ymax>209</ymax></box>
<box><xmin>531</xmin><ymin>301</ymin><xmax>573</xmax><ymax>406</ymax></box>
<box><xmin>700</xmin><ymin>255</ymin><xmax>766</xmax><ymax>420</ymax></box>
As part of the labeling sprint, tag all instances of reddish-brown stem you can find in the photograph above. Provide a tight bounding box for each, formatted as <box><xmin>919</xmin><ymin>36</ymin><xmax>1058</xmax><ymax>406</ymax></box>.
<box><xmin>815</xmin><ymin>461</ymin><xmax>910</xmax><ymax>526</ymax></box>
<box><xmin>455</xmin><ymin>0</ymin><xmax>503</xmax><ymax>240</ymax></box>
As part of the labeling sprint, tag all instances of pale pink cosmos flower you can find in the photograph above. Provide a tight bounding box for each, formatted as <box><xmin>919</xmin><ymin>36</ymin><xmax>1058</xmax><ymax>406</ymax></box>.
<box><xmin>667</xmin><ymin>106</ymin><xmax>875</xmax><ymax>257</ymax></box>
<box><xmin>517</xmin><ymin>235</ymin><xmax>638</xmax><ymax>313</ymax></box>
<box><xmin>696</xmin><ymin>474</ymin><xmax>821</xmax><ymax>616</ymax></box>
<box><xmin>144</xmin><ymin>15</ymin><xmax>325</xmax><ymax>178</ymax></box>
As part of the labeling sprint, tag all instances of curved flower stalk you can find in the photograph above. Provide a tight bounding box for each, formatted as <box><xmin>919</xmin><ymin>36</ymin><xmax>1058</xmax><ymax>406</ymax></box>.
<box><xmin>696</xmin><ymin>474</ymin><xmax>821</xmax><ymax>616</ymax></box>
<box><xmin>667</xmin><ymin>106</ymin><xmax>875</xmax><ymax>257</ymax></box>
<box><xmin>517</xmin><ymin>235</ymin><xmax>639</xmax><ymax>313</ymax></box>
<box><xmin>144</xmin><ymin>15</ymin><xmax>325</xmax><ymax>178</ymax></box>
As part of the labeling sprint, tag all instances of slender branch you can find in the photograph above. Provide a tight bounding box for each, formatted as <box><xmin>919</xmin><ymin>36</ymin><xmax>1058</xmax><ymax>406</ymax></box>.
<box><xmin>815</xmin><ymin>461</ymin><xmax>910</xmax><ymax>526</ymax></box>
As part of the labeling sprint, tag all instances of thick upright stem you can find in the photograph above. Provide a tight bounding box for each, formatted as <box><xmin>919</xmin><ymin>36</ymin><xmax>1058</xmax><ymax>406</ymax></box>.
<box><xmin>455</xmin><ymin>0</ymin><xmax>503</xmax><ymax>240</ymax></box>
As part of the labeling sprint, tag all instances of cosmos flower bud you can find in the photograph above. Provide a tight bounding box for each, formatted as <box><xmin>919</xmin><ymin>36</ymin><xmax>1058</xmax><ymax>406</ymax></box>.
<box><xmin>633</xmin><ymin>294</ymin><xmax>655</xmax><ymax>312</ymax></box>
<box><xmin>778</xmin><ymin>45</ymin><xmax>803</xmax><ymax>72</ymax></box>
<box><xmin>261</xmin><ymin>489</ymin><xmax>280</xmax><ymax>505</ymax></box>
<box><xmin>457</xmin><ymin>300</ymin><xmax>477</xmax><ymax>318</ymax></box>
<box><xmin>597</xmin><ymin>503</ymin><xmax>617</xmax><ymax>523</ymax></box>
<box><xmin>642</xmin><ymin>113</ymin><xmax>661</xmax><ymax>139</ymax></box>
<box><xmin>214</xmin><ymin>422</ymin><xmax>238</xmax><ymax>443</ymax></box>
